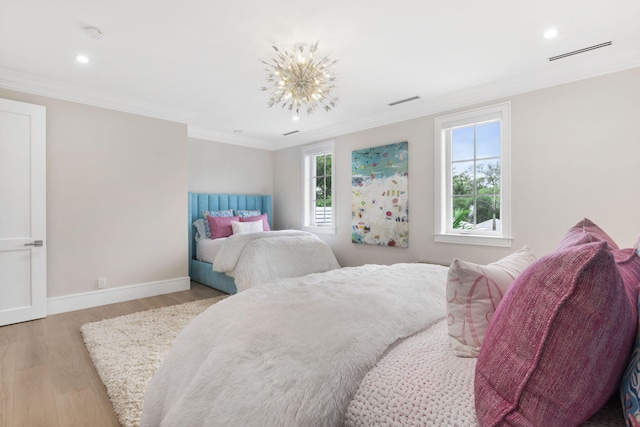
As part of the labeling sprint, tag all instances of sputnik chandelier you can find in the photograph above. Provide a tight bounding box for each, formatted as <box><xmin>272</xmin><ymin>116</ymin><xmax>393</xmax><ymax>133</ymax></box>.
<box><xmin>261</xmin><ymin>41</ymin><xmax>339</xmax><ymax>120</ymax></box>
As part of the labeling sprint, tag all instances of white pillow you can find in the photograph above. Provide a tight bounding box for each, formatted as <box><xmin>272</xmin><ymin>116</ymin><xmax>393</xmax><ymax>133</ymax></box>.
<box><xmin>231</xmin><ymin>220</ymin><xmax>263</xmax><ymax>235</ymax></box>
<box><xmin>192</xmin><ymin>219</ymin><xmax>207</xmax><ymax>241</ymax></box>
<box><xmin>446</xmin><ymin>246</ymin><xmax>536</xmax><ymax>357</ymax></box>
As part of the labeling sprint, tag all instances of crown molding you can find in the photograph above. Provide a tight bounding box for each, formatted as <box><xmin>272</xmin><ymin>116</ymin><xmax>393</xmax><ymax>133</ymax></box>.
<box><xmin>270</xmin><ymin>48</ymin><xmax>640</xmax><ymax>150</ymax></box>
<box><xmin>187</xmin><ymin>127</ymin><xmax>275</xmax><ymax>150</ymax></box>
<box><xmin>2</xmin><ymin>47</ymin><xmax>639</xmax><ymax>152</ymax></box>
<box><xmin>0</xmin><ymin>68</ymin><xmax>196</xmax><ymax>124</ymax></box>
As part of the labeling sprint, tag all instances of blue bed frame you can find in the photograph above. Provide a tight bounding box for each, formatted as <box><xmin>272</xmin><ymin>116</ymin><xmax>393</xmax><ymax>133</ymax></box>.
<box><xmin>188</xmin><ymin>193</ymin><xmax>273</xmax><ymax>294</ymax></box>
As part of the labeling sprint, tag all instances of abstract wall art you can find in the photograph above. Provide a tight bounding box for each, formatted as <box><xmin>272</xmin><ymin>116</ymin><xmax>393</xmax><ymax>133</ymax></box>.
<box><xmin>352</xmin><ymin>141</ymin><xmax>408</xmax><ymax>247</ymax></box>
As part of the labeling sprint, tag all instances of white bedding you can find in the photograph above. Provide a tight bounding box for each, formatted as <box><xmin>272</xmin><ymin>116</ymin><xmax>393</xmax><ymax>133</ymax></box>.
<box><xmin>141</xmin><ymin>262</ymin><xmax>625</xmax><ymax>426</ymax></box>
<box><xmin>195</xmin><ymin>237</ymin><xmax>227</xmax><ymax>263</ymax></box>
<box><xmin>213</xmin><ymin>230</ymin><xmax>340</xmax><ymax>292</ymax></box>
<box><xmin>140</xmin><ymin>263</ymin><xmax>448</xmax><ymax>427</ymax></box>
<box><xmin>345</xmin><ymin>319</ymin><xmax>477</xmax><ymax>426</ymax></box>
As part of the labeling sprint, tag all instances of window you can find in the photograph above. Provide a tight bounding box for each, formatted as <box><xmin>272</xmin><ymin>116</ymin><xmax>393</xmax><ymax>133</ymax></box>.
<box><xmin>302</xmin><ymin>140</ymin><xmax>335</xmax><ymax>234</ymax></box>
<box><xmin>434</xmin><ymin>102</ymin><xmax>511</xmax><ymax>247</ymax></box>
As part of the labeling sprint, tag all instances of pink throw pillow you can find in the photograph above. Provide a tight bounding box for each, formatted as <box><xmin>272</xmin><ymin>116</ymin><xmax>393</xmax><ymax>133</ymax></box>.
<box><xmin>558</xmin><ymin>218</ymin><xmax>619</xmax><ymax>250</ymax></box>
<box><xmin>615</xmin><ymin>247</ymin><xmax>640</xmax><ymax>304</ymax></box>
<box><xmin>239</xmin><ymin>213</ymin><xmax>270</xmax><ymax>231</ymax></box>
<box><xmin>207</xmin><ymin>216</ymin><xmax>240</xmax><ymax>239</ymax></box>
<box><xmin>446</xmin><ymin>247</ymin><xmax>537</xmax><ymax>357</ymax></box>
<box><xmin>474</xmin><ymin>241</ymin><xmax>637</xmax><ymax>426</ymax></box>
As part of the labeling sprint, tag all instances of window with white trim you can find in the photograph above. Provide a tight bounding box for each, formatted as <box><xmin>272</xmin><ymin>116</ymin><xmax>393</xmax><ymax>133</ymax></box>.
<box><xmin>302</xmin><ymin>140</ymin><xmax>335</xmax><ymax>234</ymax></box>
<box><xmin>434</xmin><ymin>102</ymin><xmax>512</xmax><ymax>247</ymax></box>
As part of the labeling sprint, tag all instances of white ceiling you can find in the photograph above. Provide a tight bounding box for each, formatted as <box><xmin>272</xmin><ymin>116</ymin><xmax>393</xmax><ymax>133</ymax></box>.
<box><xmin>1</xmin><ymin>0</ymin><xmax>639</xmax><ymax>150</ymax></box>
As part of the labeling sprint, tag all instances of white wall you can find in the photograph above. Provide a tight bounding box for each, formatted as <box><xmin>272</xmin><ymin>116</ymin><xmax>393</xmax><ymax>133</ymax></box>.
<box><xmin>0</xmin><ymin>88</ymin><xmax>188</xmax><ymax>299</ymax></box>
<box><xmin>274</xmin><ymin>67</ymin><xmax>640</xmax><ymax>267</ymax></box>
<box><xmin>0</xmin><ymin>89</ymin><xmax>274</xmax><ymax>306</ymax></box>
<box><xmin>2</xmin><ymin>65</ymin><xmax>636</xmax><ymax>301</ymax></box>
<box><xmin>188</xmin><ymin>138</ymin><xmax>273</xmax><ymax>195</ymax></box>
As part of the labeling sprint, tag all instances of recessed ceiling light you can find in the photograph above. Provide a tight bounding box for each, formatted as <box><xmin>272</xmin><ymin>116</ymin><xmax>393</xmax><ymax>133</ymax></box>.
<box><xmin>543</xmin><ymin>28</ymin><xmax>559</xmax><ymax>39</ymax></box>
<box><xmin>75</xmin><ymin>54</ymin><xmax>90</xmax><ymax>64</ymax></box>
<box><xmin>84</xmin><ymin>26</ymin><xmax>104</xmax><ymax>39</ymax></box>
<box><xmin>292</xmin><ymin>115</ymin><xmax>300</xmax><ymax>121</ymax></box>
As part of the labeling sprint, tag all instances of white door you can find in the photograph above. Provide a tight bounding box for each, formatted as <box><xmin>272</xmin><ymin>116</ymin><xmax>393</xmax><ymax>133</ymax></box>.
<box><xmin>0</xmin><ymin>98</ymin><xmax>46</xmax><ymax>326</ymax></box>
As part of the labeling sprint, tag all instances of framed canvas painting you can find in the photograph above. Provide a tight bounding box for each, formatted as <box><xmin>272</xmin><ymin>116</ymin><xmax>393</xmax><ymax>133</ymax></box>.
<box><xmin>352</xmin><ymin>141</ymin><xmax>408</xmax><ymax>247</ymax></box>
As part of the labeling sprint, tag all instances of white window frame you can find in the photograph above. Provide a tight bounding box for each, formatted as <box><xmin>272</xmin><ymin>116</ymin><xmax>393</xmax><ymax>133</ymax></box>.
<box><xmin>434</xmin><ymin>102</ymin><xmax>512</xmax><ymax>247</ymax></box>
<box><xmin>302</xmin><ymin>140</ymin><xmax>336</xmax><ymax>234</ymax></box>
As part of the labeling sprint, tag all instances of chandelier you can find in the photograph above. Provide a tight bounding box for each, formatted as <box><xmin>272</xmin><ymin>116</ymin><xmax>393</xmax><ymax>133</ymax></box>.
<box><xmin>261</xmin><ymin>41</ymin><xmax>338</xmax><ymax>120</ymax></box>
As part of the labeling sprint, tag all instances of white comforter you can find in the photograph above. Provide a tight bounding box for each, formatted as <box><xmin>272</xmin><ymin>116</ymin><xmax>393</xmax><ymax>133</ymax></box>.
<box><xmin>140</xmin><ymin>263</ymin><xmax>448</xmax><ymax>427</ymax></box>
<box><xmin>213</xmin><ymin>230</ymin><xmax>340</xmax><ymax>292</ymax></box>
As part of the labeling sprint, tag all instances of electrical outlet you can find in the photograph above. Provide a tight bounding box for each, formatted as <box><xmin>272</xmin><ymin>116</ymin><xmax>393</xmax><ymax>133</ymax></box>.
<box><xmin>97</xmin><ymin>277</ymin><xmax>107</xmax><ymax>289</ymax></box>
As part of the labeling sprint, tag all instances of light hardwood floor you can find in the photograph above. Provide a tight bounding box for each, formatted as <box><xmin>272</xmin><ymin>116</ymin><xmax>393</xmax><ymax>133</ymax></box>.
<box><xmin>0</xmin><ymin>282</ymin><xmax>225</xmax><ymax>427</ymax></box>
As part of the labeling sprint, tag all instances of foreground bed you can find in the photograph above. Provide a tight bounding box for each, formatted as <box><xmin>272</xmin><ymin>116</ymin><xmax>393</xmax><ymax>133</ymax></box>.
<box><xmin>145</xmin><ymin>218</ymin><xmax>639</xmax><ymax>426</ymax></box>
<box><xmin>142</xmin><ymin>263</ymin><xmax>448</xmax><ymax>426</ymax></box>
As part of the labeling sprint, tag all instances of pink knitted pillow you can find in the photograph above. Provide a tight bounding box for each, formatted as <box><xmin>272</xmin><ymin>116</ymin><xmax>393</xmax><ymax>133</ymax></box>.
<box><xmin>446</xmin><ymin>247</ymin><xmax>537</xmax><ymax>357</ymax></box>
<box><xmin>558</xmin><ymin>218</ymin><xmax>619</xmax><ymax>250</ymax></box>
<box><xmin>475</xmin><ymin>241</ymin><xmax>637</xmax><ymax>426</ymax></box>
<box><xmin>207</xmin><ymin>216</ymin><xmax>240</xmax><ymax>239</ymax></box>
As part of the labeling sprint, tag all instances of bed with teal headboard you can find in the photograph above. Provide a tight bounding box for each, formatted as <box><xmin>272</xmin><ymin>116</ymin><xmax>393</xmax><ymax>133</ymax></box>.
<box><xmin>188</xmin><ymin>193</ymin><xmax>273</xmax><ymax>294</ymax></box>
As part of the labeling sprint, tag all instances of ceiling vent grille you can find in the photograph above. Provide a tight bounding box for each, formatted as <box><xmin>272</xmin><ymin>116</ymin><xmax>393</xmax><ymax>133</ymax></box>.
<box><xmin>283</xmin><ymin>130</ymin><xmax>300</xmax><ymax>136</ymax></box>
<box><xmin>548</xmin><ymin>41</ymin><xmax>612</xmax><ymax>61</ymax></box>
<box><xmin>388</xmin><ymin>96</ymin><xmax>420</xmax><ymax>106</ymax></box>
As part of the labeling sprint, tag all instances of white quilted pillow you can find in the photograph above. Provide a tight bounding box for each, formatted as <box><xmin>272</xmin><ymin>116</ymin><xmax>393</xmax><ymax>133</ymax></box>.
<box><xmin>446</xmin><ymin>246</ymin><xmax>536</xmax><ymax>357</ymax></box>
<box><xmin>230</xmin><ymin>220</ymin><xmax>263</xmax><ymax>235</ymax></box>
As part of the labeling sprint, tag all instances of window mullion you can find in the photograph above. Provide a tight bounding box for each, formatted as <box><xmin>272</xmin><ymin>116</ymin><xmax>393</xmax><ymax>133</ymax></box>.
<box><xmin>473</xmin><ymin>124</ymin><xmax>478</xmax><ymax>226</ymax></box>
<box><xmin>447</xmin><ymin>130</ymin><xmax>454</xmax><ymax>230</ymax></box>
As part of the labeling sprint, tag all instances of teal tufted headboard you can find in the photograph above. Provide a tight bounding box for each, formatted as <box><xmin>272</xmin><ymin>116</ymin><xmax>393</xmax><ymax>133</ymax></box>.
<box><xmin>187</xmin><ymin>193</ymin><xmax>273</xmax><ymax>293</ymax></box>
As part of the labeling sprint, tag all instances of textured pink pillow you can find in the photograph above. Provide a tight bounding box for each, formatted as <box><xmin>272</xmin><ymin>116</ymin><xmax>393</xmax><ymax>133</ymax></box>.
<box><xmin>239</xmin><ymin>213</ymin><xmax>271</xmax><ymax>231</ymax></box>
<box><xmin>615</xmin><ymin>247</ymin><xmax>640</xmax><ymax>302</ymax></box>
<box><xmin>446</xmin><ymin>247</ymin><xmax>537</xmax><ymax>357</ymax></box>
<box><xmin>475</xmin><ymin>241</ymin><xmax>637</xmax><ymax>426</ymax></box>
<box><xmin>558</xmin><ymin>218</ymin><xmax>619</xmax><ymax>250</ymax></box>
<box><xmin>207</xmin><ymin>216</ymin><xmax>240</xmax><ymax>239</ymax></box>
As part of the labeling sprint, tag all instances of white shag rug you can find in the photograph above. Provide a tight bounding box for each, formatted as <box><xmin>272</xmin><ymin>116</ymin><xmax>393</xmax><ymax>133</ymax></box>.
<box><xmin>81</xmin><ymin>296</ymin><xmax>227</xmax><ymax>427</ymax></box>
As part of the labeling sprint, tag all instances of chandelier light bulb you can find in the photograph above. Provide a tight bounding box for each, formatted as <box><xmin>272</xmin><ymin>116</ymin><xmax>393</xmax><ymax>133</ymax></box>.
<box><xmin>261</xmin><ymin>41</ymin><xmax>339</xmax><ymax>117</ymax></box>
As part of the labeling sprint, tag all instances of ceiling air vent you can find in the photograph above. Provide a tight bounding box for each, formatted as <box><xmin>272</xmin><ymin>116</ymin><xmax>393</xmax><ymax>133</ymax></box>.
<box><xmin>388</xmin><ymin>96</ymin><xmax>420</xmax><ymax>106</ymax></box>
<box><xmin>283</xmin><ymin>130</ymin><xmax>300</xmax><ymax>136</ymax></box>
<box><xmin>548</xmin><ymin>41</ymin><xmax>612</xmax><ymax>61</ymax></box>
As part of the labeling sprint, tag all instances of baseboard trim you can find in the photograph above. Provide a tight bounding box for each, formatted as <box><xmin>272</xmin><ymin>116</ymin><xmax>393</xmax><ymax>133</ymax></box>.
<box><xmin>47</xmin><ymin>277</ymin><xmax>191</xmax><ymax>315</ymax></box>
